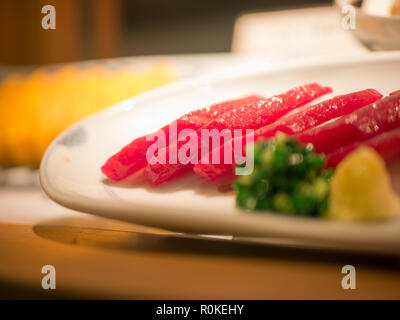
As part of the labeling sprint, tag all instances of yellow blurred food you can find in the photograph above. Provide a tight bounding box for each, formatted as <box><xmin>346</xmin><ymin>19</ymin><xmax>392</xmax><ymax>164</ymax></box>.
<box><xmin>0</xmin><ymin>63</ymin><xmax>177</xmax><ymax>167</ymax></box>
<box><xmin>392</xmin><ymin>0</ymin><xmax>400</xmax><ymax>16</ymax></box>
<box><xmin>328</xmin><ymin>146</ymin><xmax>400</xmax><ymax>222</ymax></box>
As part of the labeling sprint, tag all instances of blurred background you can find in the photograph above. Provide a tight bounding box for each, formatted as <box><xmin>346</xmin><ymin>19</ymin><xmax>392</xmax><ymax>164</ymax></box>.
<box><xmin>0</xmin><ymin>0</ymin><xmax>330</xmax><ymax>65</ymax></box>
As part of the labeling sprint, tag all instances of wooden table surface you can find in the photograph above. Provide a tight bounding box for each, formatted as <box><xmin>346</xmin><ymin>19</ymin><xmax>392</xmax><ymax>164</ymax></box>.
<box><xmin>1</xmin><ymin>220</ymin><xmax>399</xmax><ymax>299</ymax></box>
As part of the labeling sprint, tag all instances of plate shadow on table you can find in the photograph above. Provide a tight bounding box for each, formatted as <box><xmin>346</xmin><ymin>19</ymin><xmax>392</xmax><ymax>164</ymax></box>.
<box><xmin>33</xmin><ymin>217</ymin><xmax>400</xmax><ymax>271</ymax></box>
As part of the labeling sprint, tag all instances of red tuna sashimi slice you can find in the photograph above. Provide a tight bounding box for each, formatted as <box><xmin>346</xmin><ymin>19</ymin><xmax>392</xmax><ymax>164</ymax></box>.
<box><xmin>201</xmin><ymin>83</ymin><xmax>332</xmax><ymax>131</ymax></box>
<box><xmin>255</xmin><ymin>89</ymin><xmax>382</xmax><ymax>139</ymax></box>
<box><xmin>193</xmin><ymin>88</ymin><xmax>382</xmax><ymax>180</ymax></box>
<box><xmin>101</xmin><ymin>94</ymin><xmax>263</xmax><ymax>181</ymax></box>
<box><xmin>145</xmin><ymin>83</ymin><xmax>332</xmax><ymax>185</ymax></box>
<box><xmin>326</xmin><ymin>128</ymin><xmax>400</xmax><ymax>168</ymax></box>
<box><xmin>298</xmin><ymin>91</ymin><xmax>400</xmax><ymax>155</ymax></box>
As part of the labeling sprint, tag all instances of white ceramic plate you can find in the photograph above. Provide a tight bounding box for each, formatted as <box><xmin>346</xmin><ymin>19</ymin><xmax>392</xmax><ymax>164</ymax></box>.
<box><xmin>41</xmin><ymin>52</ymin><xmax>400</xmax><ymax>255</ymax></box>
